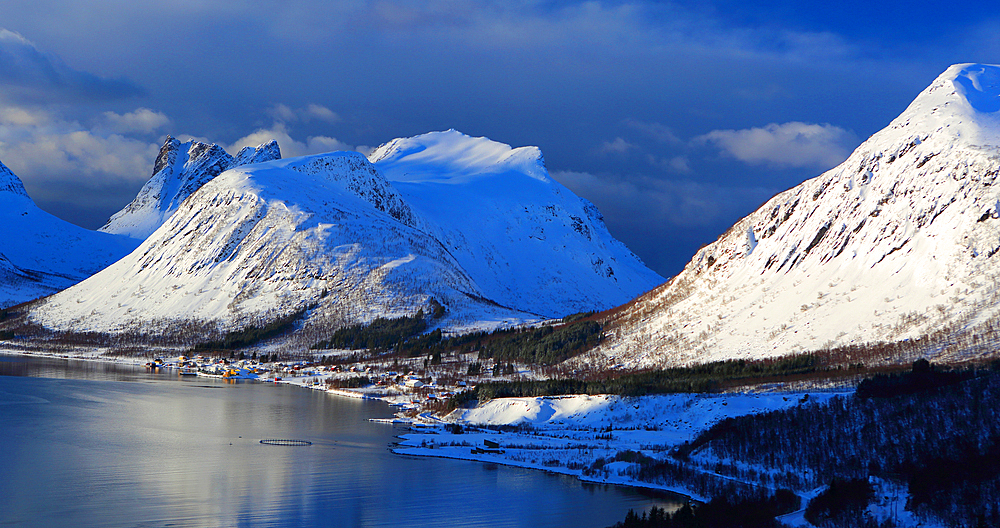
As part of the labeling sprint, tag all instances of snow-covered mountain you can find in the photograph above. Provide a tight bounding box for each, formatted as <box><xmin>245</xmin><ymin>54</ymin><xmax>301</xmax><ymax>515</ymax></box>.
<box><xmin>99</xmin><ymin>136</ymin><xmax>280</xmax><ymax>240</ymax></box>
<box><xmin>29</xmin><ymin>133</ymin><xmax>663</xmax><ymax>339</ymax></box>
<box><xmin>0</xmin><ymin>160</ymin><xmax>134</xmax><ymax>309</ymax></box>
<box><xmin>370</xmin><ymin>130</ymin><xmax>664</xmax><ymax>317</ymax></box>
<box><xmin>580</xmin><ymin>63</ymin><xmax>1000</xmax><ymax>369</ymax></box>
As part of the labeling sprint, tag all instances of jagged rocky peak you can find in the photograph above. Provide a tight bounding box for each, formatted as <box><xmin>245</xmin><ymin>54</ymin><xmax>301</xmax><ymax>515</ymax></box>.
<box><xmin>580</xmin><ymin>63</ymin><xmax>1000</xmax><ymax>369</ymax></box>
<box><xmin>0</xmin><ymin>159</ymin><xmax>28</xmax><ymax>197</ymax></box>
<box><xmin>233</xmin><ymin>139</ymin><xmax>281</xmax><ymax>167</ymax></box>
<box><xmin>100</xmin><ymin>136</ymin><xmax>282</xmax><ymax>240</ymax></box>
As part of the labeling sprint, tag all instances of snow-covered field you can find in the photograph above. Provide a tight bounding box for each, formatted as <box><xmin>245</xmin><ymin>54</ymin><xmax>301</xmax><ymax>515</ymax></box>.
<box><xmin>394</xmin><ymin>391</ymin><xmax>843</xmax><ymax>498</ymax></box>
<box><xmin>393</xmin><ymin>391</ymin><xmax>951</xmax><ymax>527</ymax></box>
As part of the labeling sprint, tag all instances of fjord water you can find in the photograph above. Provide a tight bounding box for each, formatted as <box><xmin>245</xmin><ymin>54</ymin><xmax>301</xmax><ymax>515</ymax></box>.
<box><xmin>0</xmin><ymin>354</ymin><xmax>680</xmax><ymax>527</ymax></box>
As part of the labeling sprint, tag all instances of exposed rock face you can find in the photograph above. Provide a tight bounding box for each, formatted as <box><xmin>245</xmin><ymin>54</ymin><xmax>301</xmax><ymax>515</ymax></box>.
<box><xmin>100</xmin><ymin>137</ymin><xmax>281</xmax><ymax>240</ymax></box>
<box><xmin>0</xmin><ymin>160</ymin><xmax>28</xmax><ymax>197</ymax></box>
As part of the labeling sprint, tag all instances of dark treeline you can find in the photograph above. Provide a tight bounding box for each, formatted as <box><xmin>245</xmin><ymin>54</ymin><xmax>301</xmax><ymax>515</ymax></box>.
<box><xmin>311</xmin><ymin>311</ymin><xmax>605</xmax><ymax>365</ymax></box>
<box><xmin>192</xmin><ymin>308</ymin><xmax>306</xmax><ymax>351</ymax></box>
<box><xmin>312</xmin><ymin>311</ymin><xmax>429</xmax><ymax>352</ymax></box>
<box><xmin>803</xmin><ymin>478</ymin><xmax>875</xmax><ymax>527</ymax></box>
<box><xmin>453</xmin><ymin>355</ymin><xmax>819</xmax><ymax>407</ymax></box>
<box><xmin>474</xmin><ymin>320</ymin><xmax>602</xmax><ymax>365</ymax></box>
<box><xmin>609</xmin><ymin>489</ymin><xmax>799</xmax><ymax>528</ymax></box>
<box><xmin>326</xmin><ymin>375</ymin><xmax>372</xmax><ymax>389</ymax></box>
<box><xmin>854</xmin><ymin>357</ymin><xmax>983</xmax><ymax>398</ymax></box>
<box><xmin>676</xmin><ymin>360</ymin><xmax>1000</xmax><ymax>527</ymax></box>
<box><xmin>903</xmin><ymin>439</ymin><xmax>1000</xmax><ymax>527</ymax></box>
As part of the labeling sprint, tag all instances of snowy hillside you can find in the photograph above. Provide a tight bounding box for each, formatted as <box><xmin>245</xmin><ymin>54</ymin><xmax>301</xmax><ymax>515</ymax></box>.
<box><xmin>370</xmin><ymin>130</ymin><xmax>664</xmax><ymax>317</ymax></box>
<box><xmin>581</xmin><ymin>63</ymin><xmax>1000</xmax><ymax>369</ymax></box>
<box><xmin>28</xmin><ymin>132</ymin><xmax>662</xmax><ymax>338</ymax></box>
<box><xmin>0</xmin><ymin>160</ymin><xmax>133</xmax><ymax>308</ymax></box>
<box><xmin>99</xmin><ymin>137</ymin><xmax>280</xmax><ymax>240</ymax></box>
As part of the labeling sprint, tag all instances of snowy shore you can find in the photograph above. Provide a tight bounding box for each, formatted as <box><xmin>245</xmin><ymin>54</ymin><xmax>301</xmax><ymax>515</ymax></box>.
<box><xmin>2</xmin><ymin>346</ymin><xmax>939</xmax><ymax>526</ymax></box>
<box><xmin>392</xmin><ymin>392</ymin><xmax>845</xmax><ymax>500</ymax></box>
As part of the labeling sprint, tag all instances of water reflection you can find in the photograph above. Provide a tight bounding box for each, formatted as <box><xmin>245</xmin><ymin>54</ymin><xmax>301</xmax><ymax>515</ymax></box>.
<box><xmin>0</xmin><ymin>353</ymin><xmax>683</xmax><ymax>527</ymax></box>
<box><xmin>0</xmin><ymin>353</ymin><xmax>161</xmax><ymax>382</ymax></box>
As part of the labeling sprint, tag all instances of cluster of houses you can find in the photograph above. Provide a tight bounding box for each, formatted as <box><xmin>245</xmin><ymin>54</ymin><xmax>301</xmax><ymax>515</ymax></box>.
<box><xmin>145</xmin><ymin>355</ymin><xmax>328</xmax><ymax>380</ymax></box>
<box><xmin>143</xmin><ymin>355</ymin><xmax>469</xmax><ymax>407</ymax></box>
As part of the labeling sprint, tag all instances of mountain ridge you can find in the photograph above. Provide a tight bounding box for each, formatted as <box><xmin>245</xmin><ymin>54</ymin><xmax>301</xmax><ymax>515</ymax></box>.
<box><xmin>371</xmin><ymin>130</ymin><xmax>664</xmax><ymax>318</ymax></box>
<box><xmin>26</xmin><ymin>133</ymin><xmax>663</xmax><ymax>344</ymax></box>
<box><xmin>578</xmin><ymin>63</ymin><xmax>1000</xmax><ymax>369</ymax></box>
<box><xmin>99</xmin><ymin>136</ymin><xmax>281</xmax><ymax>240</ymax></box>
<box><xmin>0</xmin><ymin>160</ymin><xmax>134</xmax><ymax>309</ymax></box>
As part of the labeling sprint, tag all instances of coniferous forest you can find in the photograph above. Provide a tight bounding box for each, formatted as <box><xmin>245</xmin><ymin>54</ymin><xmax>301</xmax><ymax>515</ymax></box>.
<box><xmin>667</xmin><ymin>361</ymin><xmax>1000</xmax><ymax>526</ymax></box>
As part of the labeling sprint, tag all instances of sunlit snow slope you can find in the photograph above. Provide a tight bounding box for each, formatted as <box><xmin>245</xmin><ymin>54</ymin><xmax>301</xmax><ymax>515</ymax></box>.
<box><xmin>583</xmin><ymin>63</ymin><xmax>1000</xmax><ymax>368</ymax></box>
<box><xmin>0</xmin><ymin>160</ymin><xmax>133</xmax><ymax>308</ymax></box>
<box><xmin>370</xmin><ymin>130</ymin><xmax>664</xmax><ymax>317</ymax></box>
<box><xmin>31</xmin><ymin>134</ymin><xmax>661</xmax><ymax>336</ymax></box>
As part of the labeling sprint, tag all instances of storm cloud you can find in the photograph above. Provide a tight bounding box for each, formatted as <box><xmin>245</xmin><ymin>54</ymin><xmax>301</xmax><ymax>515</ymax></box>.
<box><xmin>0</xmin><ymin>1</ymin><xmax>997</xmax><ymax>276</ymax></box>
<box><xmin>0</xmin><ymin>29</ymin><xmax>141</xmax><ymax>104</ymax></box>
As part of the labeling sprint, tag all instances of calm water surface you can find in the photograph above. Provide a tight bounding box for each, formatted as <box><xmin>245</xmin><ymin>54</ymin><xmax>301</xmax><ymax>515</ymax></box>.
<box><xmin>0</xmin><ymin>354</ymin><xmax>682</xmax><ymax>527</ymax></box>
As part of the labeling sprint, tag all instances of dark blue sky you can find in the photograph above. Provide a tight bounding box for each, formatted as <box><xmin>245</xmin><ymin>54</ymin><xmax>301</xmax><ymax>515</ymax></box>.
<box><xmin>0</xmin><ymin>0</ymin><xmax>997</xmax><ymax>277</ymax></box>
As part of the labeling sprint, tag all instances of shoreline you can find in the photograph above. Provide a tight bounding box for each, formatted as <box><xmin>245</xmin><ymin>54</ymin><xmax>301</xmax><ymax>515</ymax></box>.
<box><xmin>0</xmin><ymin>346</ymin><xmax>842</xmax><ymax>509</ymax></box>
<box><xmin>390</xmin><ymin>441</ymin><xmax>707</xmax><ymax>502</ymax></box>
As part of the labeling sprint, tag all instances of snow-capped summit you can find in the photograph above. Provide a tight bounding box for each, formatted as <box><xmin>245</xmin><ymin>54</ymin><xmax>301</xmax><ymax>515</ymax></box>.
<box><xmin>369</xmin><ymin>128</ymin><xmax>548</xmax><ymax>182</ymax></box>
<box><xmin>581</xmin><ymin>63</ymin><xmax>1000</xmax><ymax>369</ymax></box>
<box><xmin>884</xmin><ymin>63</ymin><xmax>1000</xmax><ymax>147</ymax></box>
<box><xmin>29</xmin><ymin>131</ymin><xmax>663</xmax><ymax>340</ymax></box>
<box><xmin>0</xmin><ymin>160</ymin><xmax>133</xmax><ymax>308</ymax></box>
<box><xmin>99</xmin><ymin>136</ymin><xmax>281</xmax><ymax>240</ymax></box>
<box><xmin>286</xmin><ymin>150</ymin><xmax>418</xmax><ymax>228</ymax></box>
<box><xmin>371</xmin><ymin>130</ymin><xmax>665</xmax><ymax>317</ymax></box>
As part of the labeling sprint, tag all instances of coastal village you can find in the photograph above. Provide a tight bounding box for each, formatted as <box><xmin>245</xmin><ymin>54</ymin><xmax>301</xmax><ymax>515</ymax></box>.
<box><xmin>144</xmin><ymin>352</ymin><xmax>485</xmax><ymax>410</ymax></box>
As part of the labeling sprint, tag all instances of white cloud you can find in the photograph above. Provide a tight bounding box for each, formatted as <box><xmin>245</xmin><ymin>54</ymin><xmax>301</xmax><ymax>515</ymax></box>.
<box><xmin>696</xmin><ymin>122</ymin><xmax>858</xmax><ymax>169</ymax></box>
<box><xmin>0</xmin><ymin>105</ymin><xmax>51</xmax><ymax>126</ymax></box>
<box><xmin>598</xmin><ymin>137</ymin><xmax>635</xmax><ymax>155</ymax></box>
<box><xmin>99</xmin><ymin>108</ymin><xmax>170</xmax><ymax>134</ymax></box>
<box><xmin>267</xmin><ymin>103</ymin><xmax>297</xmax><ymax>123</ymax></box>
<box><xmin>228</xmin><ymin>122</ymin><xmax>352</xmax><ymax>158</ymax></box>
<box><xmin>645</xmin><ymin>155</ymin><xmax>692</xmax><ymax>174</ymax></box>
<box><xmin>626</xmin><ymin>120</ymin><xmax>682</xmax><ymax>145</ymax></box>
<box><xmin>304</xmin><ymin>104</ymin><xmax>340</xmax><ymax>123</ymax></box>
<box><xmin>355</xmin><ymin>145</ymin><xmax>376</xmax><ymax>157</ymax></box>
<box><xmin>266</xmin><ymin>103</ymin><xmax>340</xmax><ymax>124</ymax></box>
<box><xmin>0</xmin><ymin>104</ymin><xmax>160</xmax><ymax>190</ymax></box>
